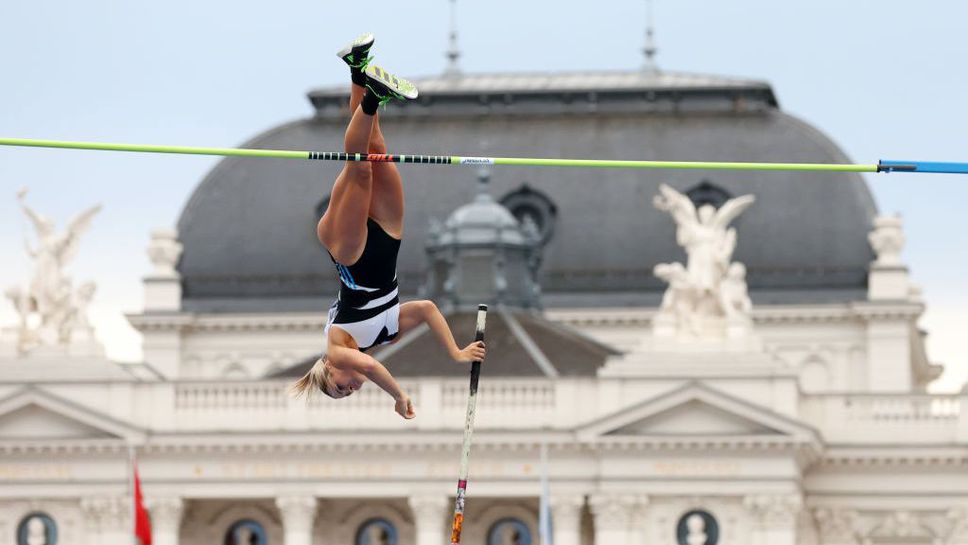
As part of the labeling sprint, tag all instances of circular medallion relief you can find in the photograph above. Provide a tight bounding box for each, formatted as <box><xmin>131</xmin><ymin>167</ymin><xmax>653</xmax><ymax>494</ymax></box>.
<box><xmin>676</xmin><ymin>509</ymin><xmax>719</xmax><ymax>545</ymax></box>
<box><xmin>17</xmin><ymin>513</ymin><xmax>57</xmax><ymax>545</ymax></box>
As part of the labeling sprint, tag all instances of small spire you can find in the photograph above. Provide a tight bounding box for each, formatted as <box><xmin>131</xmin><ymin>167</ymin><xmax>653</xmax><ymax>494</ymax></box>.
<box><xmin>475</xmin><ymin>167</ymin><xmax>492</xmax><ymax>202</ymax></box>
<box><xmin>642</xmin><ymin>0</ymin><xmax>660</xmax><ymax>73</ymax></box>
<box><xmin>444</xmin><ymin>0</ymin><xmax>462</xmax><ymax>77</ymax></box>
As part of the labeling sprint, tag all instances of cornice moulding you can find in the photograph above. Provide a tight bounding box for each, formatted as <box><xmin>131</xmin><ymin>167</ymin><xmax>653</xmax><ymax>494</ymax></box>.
<box><xmin>127</xmin><ymin>312</ymin><xmax>326</xmax><ymax>333</ymax></box>
<box><xmin>548</xmin><ymin>302</ymin><xmax>923</xmax><ymax>328</ymax></box>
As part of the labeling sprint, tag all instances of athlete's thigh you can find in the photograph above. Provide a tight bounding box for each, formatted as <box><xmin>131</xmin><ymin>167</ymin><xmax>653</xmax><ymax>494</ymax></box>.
<box><xmin>318</xmin><ymin>164</ymin><xmax>372</xmax><ymax>263</ymax></box>
<box><xmin>395</xmin><ymin>301</ymin><xmax>427</xmax><ymax>337</ymax></box>
<box><xmin>368</xmin><ymin>162</ymin><xmax>404</xmax><ymax>238</ymax></box>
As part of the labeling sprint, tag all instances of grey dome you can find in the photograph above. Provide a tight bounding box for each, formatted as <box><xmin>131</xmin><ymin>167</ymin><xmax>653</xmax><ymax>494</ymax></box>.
<box><xmin>175</xmin><ymin>69</ymin><xmax>876</xmax><ymax>312</ymax></box>
<box><xmin>438</xmin><ymin>191</ymin><xmax>528</xmax><ymax>246</ymax></box>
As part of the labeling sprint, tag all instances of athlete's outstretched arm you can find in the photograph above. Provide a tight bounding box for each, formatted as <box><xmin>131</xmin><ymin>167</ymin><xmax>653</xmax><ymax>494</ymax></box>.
<box><xmin>398</xmin><ymin>301</ymin><xmax>486</xmax><ymax>363</ymax></box>
<box><xmin>328</xmin><ymin>344</ymin><xmax>415</xmax><ymax>418</ymax></box>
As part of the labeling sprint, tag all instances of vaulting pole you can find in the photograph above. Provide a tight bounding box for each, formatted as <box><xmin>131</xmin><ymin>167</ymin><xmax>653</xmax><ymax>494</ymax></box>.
<box><xmin>450</xmin><ymin>304</ymin><xmax>488</xmax><ymax>545</ymax></box>
<box><xmin>3</xmin><ymin>137</ymin><xmax>966</xmax><ymax>174</ymax></box>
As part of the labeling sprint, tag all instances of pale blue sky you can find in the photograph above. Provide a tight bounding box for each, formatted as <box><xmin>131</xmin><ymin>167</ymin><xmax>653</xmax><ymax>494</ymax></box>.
<box><xmin>1</xmin><ymin>0</ymin><xmax>966</xmax><ymax>389</ymax></box>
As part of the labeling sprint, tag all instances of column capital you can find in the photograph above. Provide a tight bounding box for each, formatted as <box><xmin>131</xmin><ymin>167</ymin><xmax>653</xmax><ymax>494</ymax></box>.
<box><xmin>148</xmin><ymin>497</ymin><xmax>185</xmax><ymax>545</ymax></box>
<box><xmin>275</xmin><ymin>496</ymin><xmax>317</xmax><ymax>525</ymax></box>
<box><xmin>408</xmin><ymin>494</ymin><xmax>450</xmax><ymax>519</ymax></box>
<box><xmin>80</xmin><ymin>496</ymin><xmax>129</xmax><ymax>532</ymax></box>
<box><xmin>588</xmin><ymin>493</ymin><xmax>638</xmax><ymax>529</ymax></box>
<box><xmin>146</xmin><ymin>497</ymin><xmax>184</xmax><ymax>526</ymax></box>
<box><xmin>811</xmin><ymin>507</ymin><xmax>862</xmax><ymax>543</ymax></box>
<box><xmin>276</xmin><ymin>496</ymin><xmax>317</xmax><ymax>545</ymax></box>
<box><xmin>550</xmin><ymin>494</ymin><xmax>586</xmax><ymax>521</ymax></box>
<box><xmin>630</xmin><ymin>494</ymin><xmax>651</xmax><ymax>518</ymax></box>
<box><xmin>744</xmin><ymin>494</ymin><xmax>802</xmax><ymax>527</ymax></box>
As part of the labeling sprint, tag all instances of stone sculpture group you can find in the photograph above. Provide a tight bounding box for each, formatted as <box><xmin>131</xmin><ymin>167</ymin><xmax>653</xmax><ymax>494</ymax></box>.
<box><xmin>4</xmin><ymin>189</ymin><xmax>101</xmax><ymax>354</ymax></box>
<box><xmin>652</xmin><ymin>184</ymin><xmax>756</xmax><ymax>338</ymax></box>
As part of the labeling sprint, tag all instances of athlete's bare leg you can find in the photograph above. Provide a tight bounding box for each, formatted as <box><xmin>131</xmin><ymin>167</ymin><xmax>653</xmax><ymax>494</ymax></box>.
<box><xmin>317</xmin><ymin>104</ymin><xmax>375</xmax><ymax>265</ymax></box>
<box><xmin>361</xmin><ymin>85</ymin><xmax>404</xmax><ymax>239</ymax></box>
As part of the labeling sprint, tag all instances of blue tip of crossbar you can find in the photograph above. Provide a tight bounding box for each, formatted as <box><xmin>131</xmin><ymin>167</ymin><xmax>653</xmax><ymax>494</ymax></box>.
<box><xmin>879</xmin><ymin>160</ymin><xmax>968</xmax><ymax>174</ymax></box>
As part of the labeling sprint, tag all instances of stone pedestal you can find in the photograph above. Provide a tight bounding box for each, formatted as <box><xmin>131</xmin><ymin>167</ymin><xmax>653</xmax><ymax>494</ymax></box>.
<box><xmin>868</xmin><ymin>215</ymin><xmax>912</xmax><ymax>301</ymax></box>
<box><xmin>144</xmin><ymin>229</ymin><xmax>183</xmax><ymax>312</ymax></box>
<box><xmin>598</xmin><ymin>340</ymin><xmax>778</xmax><ymax>379</ymax></box>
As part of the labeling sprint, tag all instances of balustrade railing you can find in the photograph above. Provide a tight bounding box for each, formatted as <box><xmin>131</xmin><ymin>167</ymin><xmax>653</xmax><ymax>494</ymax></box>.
<box><xmin>799</xmin><ymin>393</ymin><xmax>963</xmax><ymax>442</ymax></box>
<box><xmin>156</xmin><ymin>381</ymin><xmax>968</xmax><ymax>440</ymax></box>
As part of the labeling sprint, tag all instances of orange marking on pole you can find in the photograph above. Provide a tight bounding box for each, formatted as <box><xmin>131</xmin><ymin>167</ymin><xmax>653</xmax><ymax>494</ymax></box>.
<box><xmin>450</xmin><ymin>513</ymin><xmax>464</xmax><ymax>544</ymax></box>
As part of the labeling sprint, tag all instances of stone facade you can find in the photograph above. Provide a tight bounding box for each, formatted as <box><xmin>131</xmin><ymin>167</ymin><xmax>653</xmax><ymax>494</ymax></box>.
<box><xmin>2</xmin><ymin>213</ymin><xmax>965</xmax><ymax>544</ymax></box>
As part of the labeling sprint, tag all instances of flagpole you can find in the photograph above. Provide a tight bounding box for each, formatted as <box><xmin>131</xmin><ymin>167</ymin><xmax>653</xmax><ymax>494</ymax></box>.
<box><xmin>539</xmin><ymin>440</ymin><xmax>552</xmax><ymax>545</ymax></box>
<box><xmin>128</xmin><ymin>445</ymin><xmax>137</xmax><ymax>545</ymax></box>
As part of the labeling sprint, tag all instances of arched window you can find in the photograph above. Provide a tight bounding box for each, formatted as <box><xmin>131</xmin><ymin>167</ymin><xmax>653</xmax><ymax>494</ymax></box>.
<box><xmin>355</xmin><ymin>517</ymin><xmax>398</xmax><ymax>545</ymax></box>
<box><xmin>487</xmin><ymin>517</ymin><xmax>532</xmax><ymax>545</ymax></box>
<box><xmin>17</xmin><ymin>512</ymin><xmax>57</xmax><ymax>545</ymax></box>
<box><xmin>499</xmin><ymin>184</ymin><xmax>558</xmax><ymax>245</ymax></box>
<box><xmin>223</xmin><ymin>519</ymin><xmax>267</xmax><ymax>545</ymax></box>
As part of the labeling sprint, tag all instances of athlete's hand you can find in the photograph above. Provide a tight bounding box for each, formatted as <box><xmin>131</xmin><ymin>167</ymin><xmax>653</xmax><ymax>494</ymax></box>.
<box><xmin>395</xmin><ymin>396</ymin><xmax>415</xmax><ymax>419</ymax></box>
<box><xmin>453</xmin><ymin>341</ymin><xmax>486</xmax><ymax>363</ymax></box>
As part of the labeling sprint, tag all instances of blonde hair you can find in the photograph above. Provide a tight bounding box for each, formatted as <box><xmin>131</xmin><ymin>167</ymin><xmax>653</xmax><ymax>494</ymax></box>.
<box><xmin>289</xmin><ymin>357</ymin><xmax>336</xmax><ymax>399</ymax></box>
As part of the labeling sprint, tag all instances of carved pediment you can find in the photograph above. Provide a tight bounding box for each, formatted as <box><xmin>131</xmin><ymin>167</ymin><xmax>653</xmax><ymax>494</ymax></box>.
<box><xmin>578</xmin><ymin>382</ymin><xmax>820</xmax><ymax>444</ymax></box>
<box><xmin>0</xmin><ymin>404</ymin><xmax>118</xmax><ymax>439</ymax></box>
<box><xmin>609</xmin><ymin>399</ymin><xmax>779</xmax><ymax>436</ymax></box>
<box><xmin>0</xmin><ymin>387</ymin><xmax>144</xmax><ymax>441</ymax></box>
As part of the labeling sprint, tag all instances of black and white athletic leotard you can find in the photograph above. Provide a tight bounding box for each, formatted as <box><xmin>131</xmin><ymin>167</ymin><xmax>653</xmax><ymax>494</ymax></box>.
<box><xmin>324</xmin><ymin>218</ymin><xmax>401</xmax><ymax>351</ymax></box>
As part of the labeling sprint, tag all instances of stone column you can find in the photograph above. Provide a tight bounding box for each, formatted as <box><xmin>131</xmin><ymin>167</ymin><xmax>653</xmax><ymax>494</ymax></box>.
<box><xmin>147</xmin><ymin>497</ymin><xmax>184</xmax><ymax>545</ymax></box>
<box><xmin>589</xmin><ymin>494</ymin><xmax>636</xmax><ymax>545</ymax></box>
<box><xmin>744</xmin><ymin>494</ymin><xmax>802</xmax><ymax>545</ymax></box>
<box><xmin>550</xmin><ymin>495</ymin><xmax>585</xmax><ymax>545</ymax></box>
<box><xmin>408</xmin><ymin>494</ymin><xmax>450</xmax><ymax>545</ymax></box>
<box><xmin>275</xmin><ymin>496</ymin><xmax>317</xmax><ymax>545</ymax></box>
<box><xmin>80</xmin><ymin>496</ymin><xmax>129</xmax><ymax>545</ymax></box>
<box><xmin>628</xmin><ymin>495</ymin><xmax>650</xmax><ymax>545</ymax></box>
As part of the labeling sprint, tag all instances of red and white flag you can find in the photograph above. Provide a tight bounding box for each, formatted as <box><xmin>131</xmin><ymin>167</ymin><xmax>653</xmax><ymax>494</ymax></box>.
<box><xmin>132</xmin><ymin>458</ymin><xmax>152</xmax><ymax>545</ymax></box>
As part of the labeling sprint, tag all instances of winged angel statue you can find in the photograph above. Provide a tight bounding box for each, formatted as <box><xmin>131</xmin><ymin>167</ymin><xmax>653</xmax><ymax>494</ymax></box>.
<box><xmin>652</xmin><ymin>184</ymin><xmax>755</xmax><ymax>337</ymax></box>
<box><xmin>5</xmin><ymin>189</ymin><xmax>101</xmax><ymax>352</ymax></box>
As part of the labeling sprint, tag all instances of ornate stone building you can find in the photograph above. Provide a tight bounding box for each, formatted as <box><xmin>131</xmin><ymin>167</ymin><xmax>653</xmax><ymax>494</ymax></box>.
<box><xmin>2</xmin><ymin>64</ymin><xmax>966</xmax><ymax>545</ymax></box>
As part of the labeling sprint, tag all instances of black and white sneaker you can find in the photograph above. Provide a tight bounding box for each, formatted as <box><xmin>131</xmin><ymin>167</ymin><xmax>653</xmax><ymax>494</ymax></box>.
<box><xmin>336</xmin><ymin>32</ymin><xmax>375</xmax><ymax>70</ymax></box>
<box><xmin>364</xmin><ymin>64</ymin><xmax>419</xmax><ymax>103</ymax></box>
